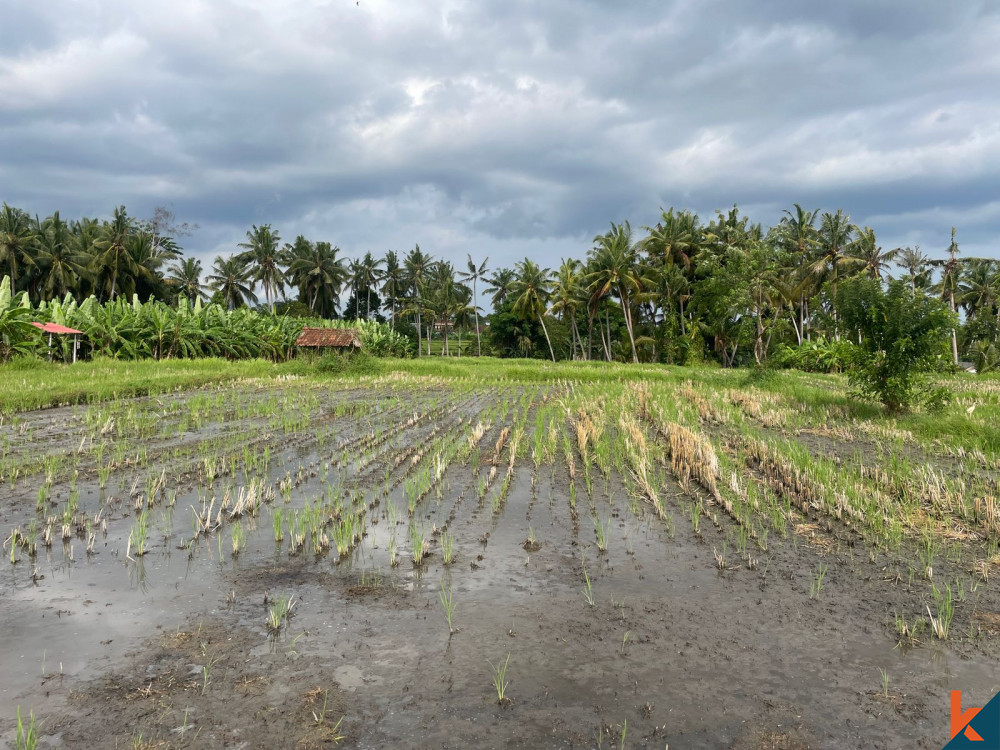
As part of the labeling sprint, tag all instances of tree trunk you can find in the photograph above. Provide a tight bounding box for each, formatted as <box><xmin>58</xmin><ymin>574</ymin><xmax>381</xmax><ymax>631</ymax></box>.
<box><xmin>473</xmin><ymin>279</ymin><xmax>482</xmax><ymax>356</ymax></box>
<box><xmin>790</xmin><ymin>305</ymin><xmax>802</xmax><ymax>345</ymax></box>
<box><xmin>949</xmin><ymin>290</ymin><xmax>959</xmax><ymax>366</ymax></box>
<box><xmin>603</xmin><ymin>307</ymin><xmax>612</xmax><ymax>361</ymax></box>
<box><xmin>586</xmin><ymin>313</ymin><xmax>594</xmax><ymax>361</ymax></box>
<box><xmin>416</xmin><ymin>309</ymin><xmax>422</xmax><ymax>357</ymax></box>
<box><xmin>571</xmin><ymin>314</ymin><xmax>583</xmax><ymax>361</ymax></box>
<box><xmin>754</xmin><ymin>310</ymin><xmax>765</xmax><ymax>365</ymax></box>
<box><xmin>538</xmin><ymin>313</ymin><xmax>556</xmax><ymax>362</ymax></box>
<box><xmin>621</xmin><ymin>292</ymin><xmax>639</xmax><ymax>364</ymax></box>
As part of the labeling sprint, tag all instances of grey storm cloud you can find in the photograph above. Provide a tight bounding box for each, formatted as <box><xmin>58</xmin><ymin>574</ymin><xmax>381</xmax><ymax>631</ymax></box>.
<box><xmin>1</xmin><ymin>0</ymin><xmax>998</xmax><ymax>272</ymax></box>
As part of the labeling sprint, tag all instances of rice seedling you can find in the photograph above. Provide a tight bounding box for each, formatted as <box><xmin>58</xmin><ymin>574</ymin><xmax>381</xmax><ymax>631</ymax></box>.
<box><xmin>273</xmin><ymin>509</ymin><xmax>284</xmax><ymax>543</ymax></box>
<box><xmin>928</xmin><ymin>583</ymin><xmax>954</xmax><ymax>640</ymax></box>
<box><xmin>593</xmin><ymin>515</ymin><xmax>609</xmax><ymax>553</ymax></box>
<box><xmin>267</xmin><ymin>594</ymin><xmax>295</xmax><ymax>634</ymax></box>
<box><xmin>441</xmin><ymin>531</ymin><xmax>455</xmax><ymax>564</ymax></box>
<box><xmin>389</xmin><ymin>535</ymin><xmax>398</xmax><ymax>567</ymax></box>
<box><xmin>713</xmin><ymin>543</ymin><xmax>729</xmax><ymax>571</ymax></box>
<box><xmin>231</xmin><ymin>522</ymin><xmax>246</xmax><ymax>556</ymax></box>
<box><xmin>127</xmin><ymin>510</ymin><xmax>149</xmax><ymax>559</ymax></box>
<box><xmin>620</xmin><ymin>630</ymin><xmax>631</xmax><ymax>655</ymax></box>
<box><xmin>488</xmin><ymin>653</ymin><xmax>512</xmax><ymax>706</ymax></box>
<box><xmin>736</xmin><ymin>525</ymin><xmax>750</xmax><ymax>558</ymax></box>
<box><xmin>7</xmin><ymin>530</ymin><xmax>18</xmax><ymax>565</ymax></box>
<box><xmin>15</xmin><ymin>706</ymin><xmax>38</xmax><ymax>750</ymax></box>
<box><xmin>439</xmin><ymin>579</ymin><xmax>456</xmax><ymax>636</ymax></box>
<box><xmin>411</xmin><ymin>525</ymin><xmax>428</xmax><ymax>566</ymax></box>
<box><xmin>582</xmin><ymin>556</ymin><xmax>596</xmax><ymax>606</ymax></box>
<box><xmin>201</xmin><ymin>654</ymin><xmax>219</xmax><ymax>695</ymax></box>
<box><xmin>809</xmin><ymin>563</ymin><xmax>829</xmax><ymax>600</ymax></box>
<box><xmin>878</xmin><ymin>668</ymin><xmax>889</xmax><ymax>698</ymax></box>
<box><xmin>689</xmin><ymin>504</ymin><xmax>701</xmax><ymax>537</ymax></box>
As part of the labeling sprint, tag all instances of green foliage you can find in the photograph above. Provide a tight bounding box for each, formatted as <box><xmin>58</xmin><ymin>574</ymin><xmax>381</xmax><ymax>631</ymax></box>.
<box><xmin>838</xmin><ymin>278</ymin><xmax>955</xmax><ymax>413</ymax></box>
<box><xmin>776</xmin><ymin>337</ymin><xmax>854</xmax><ymax>373</ymax></box>
<box><xmin>4</xmin><ymin>199</ymin><xmax>999</xmax><ymax>370</ymax></box>
<box><xmin>488</xmin><ymin>299</ymin><xmax>568</xmax><ymax>359</ymax></box>
<box><xmin>0</xmin><ymin>278</ymin><xmax>40</xmax><ymax>362</ymax></box>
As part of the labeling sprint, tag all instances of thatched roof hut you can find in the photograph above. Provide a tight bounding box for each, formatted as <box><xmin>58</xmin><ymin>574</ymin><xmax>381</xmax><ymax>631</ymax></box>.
<box><xmin>295</xmin><ymin>327</ymin><xmax>361</xmax><ymax>349</ymax></box>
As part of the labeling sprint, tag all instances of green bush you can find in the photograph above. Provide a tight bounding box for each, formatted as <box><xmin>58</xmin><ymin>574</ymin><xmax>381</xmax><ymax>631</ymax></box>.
<box><xmin>776</xmin><ymin>337</ymin><xmax>853</xmax><ymax>373</ymax></box>
<box><xmin>837</xmin><ymin>278</ymin><xmax>955</xmax><ymax>413</ymax></box>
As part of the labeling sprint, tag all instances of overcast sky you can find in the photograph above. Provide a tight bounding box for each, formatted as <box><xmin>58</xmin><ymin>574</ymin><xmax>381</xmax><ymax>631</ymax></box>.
<box><xmin>2</xmin><ymin>0</ymin><xmax>998</xmax><ymax>274</ymax></box>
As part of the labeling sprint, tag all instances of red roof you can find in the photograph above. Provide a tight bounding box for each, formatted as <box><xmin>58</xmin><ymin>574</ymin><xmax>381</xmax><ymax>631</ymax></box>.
<box><xmin>295</xmin><ymin>327</ymin><xmax>361</xmax><ymax>348</ymax></box>
<box><xmin>32</xmin><ymin>322</ymin><xmax>84</xmax><ymax>335</ymax></box>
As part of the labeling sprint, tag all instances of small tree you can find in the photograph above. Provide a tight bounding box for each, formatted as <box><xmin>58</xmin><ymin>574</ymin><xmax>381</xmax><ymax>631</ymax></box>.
<box><xmin>838</xmin><ymin>278</ymin><xmax>954</xmax><ymax>413</ymax></box>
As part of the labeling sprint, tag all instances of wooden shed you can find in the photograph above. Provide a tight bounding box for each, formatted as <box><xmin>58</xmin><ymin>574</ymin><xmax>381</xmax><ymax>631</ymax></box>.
<box><xmin>295</xmin><ymin>327</ymin><xmax>362</xmax><ymax>349</ymax></box>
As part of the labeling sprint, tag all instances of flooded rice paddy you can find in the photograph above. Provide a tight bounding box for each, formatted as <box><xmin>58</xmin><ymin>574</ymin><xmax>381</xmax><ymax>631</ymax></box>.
<box><xmin>2</xmin><ymin>373</ymin><xmax>999</xmax><ymax>748</ymax></box>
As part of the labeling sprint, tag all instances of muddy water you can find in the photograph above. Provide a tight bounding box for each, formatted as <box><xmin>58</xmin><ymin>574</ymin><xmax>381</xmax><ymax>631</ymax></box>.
<box><xmin>0</xmin><ymin>386</ymin><xmax>998</xmax><ymax>749</ymax></box>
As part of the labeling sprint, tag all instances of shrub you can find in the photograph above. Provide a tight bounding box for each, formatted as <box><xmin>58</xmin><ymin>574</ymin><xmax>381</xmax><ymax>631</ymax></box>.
<box><xmin>837</xmin><ymin>279</ymin><xmax>954</xmax><ymax>413</ymax></box>
<box><xmin>776</xmin><ymin>337</ymin><xmax>854</xmax><ymax>373</ymax></box>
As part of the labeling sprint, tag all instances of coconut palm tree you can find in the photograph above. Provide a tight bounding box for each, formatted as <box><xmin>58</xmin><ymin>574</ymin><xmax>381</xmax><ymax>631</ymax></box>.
<box><xmin>849</xmin><ymin>226</ymin><xmax>898</xmax><ymax>280</ymax></box>
<box><xmin>930</xmin><ymin>227</ymin><xmax>962</xmax><ymax>365</ymax></box>
<box><xmin>959</xmin><ymin>259</ymin><xmax>1000</xmax><ymax>323</ymax></box>
<box><xmin>0</xmin><ymin>204</ymin><xmax>37</xmax><ymax>292</ymax></box>
<box><xmin>771</xmin><ymin>204</ymin><xmax>822</xmax><ymax>339</ymax></box>
<box><xmin>897</xmin><ymin>246</ymin><xmax>932</xmax><ymax>294</ymax></box>
<box><xmin>587</xmin><ymin>221</ymin><xmax>645</xmax><ymax>363</ymax></box>
<box><xmin>285</xmin><ymin>237</ymin><xmax>346</xmax><ymax>316</ymax></box>
<box><xmin>131</xmin><ymin>229</ymin><xmax>180</xmax><ymax>301</ymax></box>
<box><xmin>91</xmin><ymin>205</ymin><xmax>137</xmax><ymax>300</ymax></box>
<box><xmin>380</xmin><ymin>251</ymin><xmax>405</xmax><ymax>328</ymax></box>
<box><xmin>511</xmin><ymin>258</ymin><xmax>555</xmax><ymax>361</ymax></box>
<box><xmin>643</xmin><ymin>208</ymin><xmax>701</xmax><ymax>336</ymax></box>
<box><xmin>485</xmin><ymin>268</ymin><xmax>515</xmax><ymax>310</ymax></box>
<box><xmin>35</xmin><ymin>212</ymin><xmax>87</xmax><ymax>300</ymax></box>
<box><xmin>404</xmin><ymin>245</ymin><xmax>432</xmax><ymax>355</ymax></box>
<box><xmin>644</xmin><ymin>207</ymin><xmax>699</xmax><ymax>273</ymax></box>
<box><xmin>207</xmin><ymin>255</ymin><xmax>257</xmax><ymax>310</ymax></box>
<box><xmin>426</xmin><ymin>261</ymin><xmax>464</xmax><ymax>355</ymax></box>
<box><xmin>458</xmin><ymin>254</ymin><xmax>489</xmax><ymax>356</ymax></box>
<box><xmin>358</xmin><ymin>251</ymin><xmax>384</xmax><ymax>319</ymax></box>
<box><xmin>775</xmin><ymin>204</ymin><xmax>820</xmax><ymax>258</ymax></box>
<box><xmin>70</xmin><ymin>217</ymin><xmax>102</xmax><ymax>298</ymax></box>
<box><xmin>237</xmin><ymin>224</ymin><xmax>284</xmax><ymax>313</ymax></box>
<box><xmin>548</xmin><ymin>258</ymin><xmax>585</xmax><ymax>359</ymax></box>
<box><xmin>167</xmin><ymin>258</ymin><xmax>206</xmax><ymax>303</ymax></box>
<box><xmin>811</xmin><ymin>209</ymin><xmax>863</xmax><ymax>336</ymax></box>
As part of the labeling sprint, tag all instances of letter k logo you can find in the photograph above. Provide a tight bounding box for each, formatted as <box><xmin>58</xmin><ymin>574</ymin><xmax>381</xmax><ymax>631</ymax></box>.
<box><xmin>953</xmin><ymin>691</ymin><xmax>985</xmax><ymax>742</ymax></box>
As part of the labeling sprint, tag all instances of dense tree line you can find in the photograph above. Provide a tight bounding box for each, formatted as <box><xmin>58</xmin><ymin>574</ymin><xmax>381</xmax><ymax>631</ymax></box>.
<box><xmin>2</xmin><ymin>201</ymin><xmax>997</xmax><ymax>370</ymax></box>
